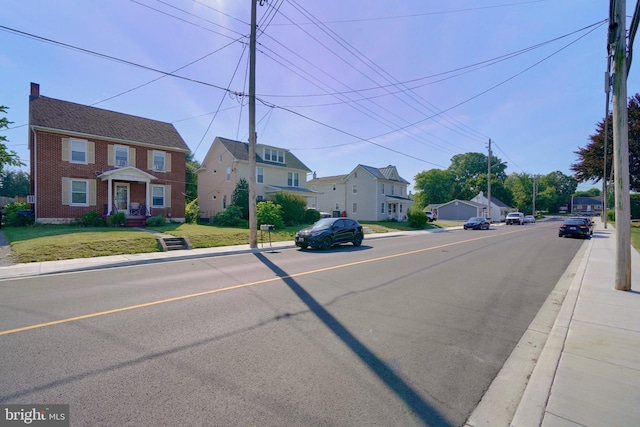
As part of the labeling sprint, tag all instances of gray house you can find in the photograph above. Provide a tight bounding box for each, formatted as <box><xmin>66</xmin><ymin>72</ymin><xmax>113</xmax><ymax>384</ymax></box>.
<box><xmin>430</xmin><ymin>199</ymin><xmax>486</xmax><ymax>221</ymax></box>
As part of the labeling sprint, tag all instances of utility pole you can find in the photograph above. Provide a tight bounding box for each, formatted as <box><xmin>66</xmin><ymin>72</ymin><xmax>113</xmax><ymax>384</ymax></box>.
<box><xmin>248</xmin><ymin>0</ymin><xmax>259</xmax><ymax>249</ymax></box>
<box><xmin>610</xmin><ymin>0</ymin><xmax>631</xmax><ymax>290</ymax></box>
<box><xmin>487</xmin><ymin>139</ymin><xmax>492</xmax><ymax>222</ymax></box>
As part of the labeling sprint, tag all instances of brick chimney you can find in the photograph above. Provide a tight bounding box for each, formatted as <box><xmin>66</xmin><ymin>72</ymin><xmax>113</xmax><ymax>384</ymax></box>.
<box><xmin>30</xmin><ymin>82</ymin><xmax>40</xmax><ymax>100</ymax></box>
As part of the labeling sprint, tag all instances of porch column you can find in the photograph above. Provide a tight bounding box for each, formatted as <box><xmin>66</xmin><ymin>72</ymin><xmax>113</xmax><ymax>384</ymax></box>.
<box><xmin>146</xmin><ymin>181</ymin><xmax>150</xmax><ymax>213</ymax></box>
<box><xmin>107</xmin><ymin>177</ymin><xmax>113</xmax><ymax>215</ymax></box>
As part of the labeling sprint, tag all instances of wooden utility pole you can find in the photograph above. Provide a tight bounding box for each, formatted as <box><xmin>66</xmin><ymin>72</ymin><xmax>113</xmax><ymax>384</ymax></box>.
<box><xmin>487</xmin><ymin>139</ymin><xmax>492</xmax><ymax>221</ymax></box>
<box><xmin>248</xmin><ymin>0</ymin><xmax>258</xmax><ymax>248</ymax></box>
<box><xmin>611</xmin><ymin>0</ymin><xmax>631</xmax><ymax>290</ymax></box>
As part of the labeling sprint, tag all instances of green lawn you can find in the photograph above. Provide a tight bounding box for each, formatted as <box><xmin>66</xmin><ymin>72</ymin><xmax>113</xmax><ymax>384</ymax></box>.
<box><xmin>4</xmin><ymin>218</ymin><xmax>631</xmax><ymax>264</ymax></box>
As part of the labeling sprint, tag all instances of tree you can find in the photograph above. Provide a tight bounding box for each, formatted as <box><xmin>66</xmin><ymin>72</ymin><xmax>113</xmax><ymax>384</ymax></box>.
<box><xmin>185</xmin><ymin>151</ymin><xmax>200</xmax><ymax>202</ymax></box>
<box><xmin>413</xmin><ymin>169</ymin><xmax>455</xmax><ymax>207</ymax></box>
<box><xmin>447</xmin><ymin>152</ymin><xmax>507</xmax><ymax>200</ymax></box>
<box><xmin>231</xmin><ymin>178</ymin><xmax>250</xmax><ymax>220</ymax></box>
<box><xmin>505</xmin><ymin>173</ymin><xmax>532</xmax><ymax>212</ymax></box>
<box><xmin>540</xmin><ymin>171</ymin><xmax>577</xmax><ymax>213</ymax></box>
<box><xmin>0</xmin><ymin>169</ymin><xmax>30</xmax><ymax>197</ymax></box>
<box><xmin>0</xmin><ymin>106</ymin><xmax>25</xmax><ymax>174</ymax></box>
<box><xmin>571</xmin><ymin>93</ymin><xmax>640</xmax><ymax>190</ymax></box>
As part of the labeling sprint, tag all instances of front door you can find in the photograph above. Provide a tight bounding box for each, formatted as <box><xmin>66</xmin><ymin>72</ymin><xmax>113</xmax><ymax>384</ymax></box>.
<box><xmin>115</xmin><ymin>183</ymin><xmax>130</xmax><ymax>213</ymax></box>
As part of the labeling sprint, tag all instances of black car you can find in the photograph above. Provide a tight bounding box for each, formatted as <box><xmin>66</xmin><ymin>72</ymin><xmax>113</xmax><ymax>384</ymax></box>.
<box><xmin>295</xmin><ymin>217</ymin><xmax>364</xmax><ymax>250</ymax></box>
<box><xmin>571</xmin><ymin>216</ymin><xmax>594</xmax><ymax>235</ymax></box>
<box><xmin>463</xmin><ymin>216</ymin><xmax>490</xmax><ymax>230</ymax></box>
<box><xmin>559</xmin><ymin>218</ymin><xmax>591</xmax><ymax>239</ymax></box>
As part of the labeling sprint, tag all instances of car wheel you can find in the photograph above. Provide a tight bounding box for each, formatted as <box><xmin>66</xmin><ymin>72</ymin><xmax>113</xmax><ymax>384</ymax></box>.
<box><xmin>353</xmin><ymin>234</ymin><xmax>363</xmax><ymax>246</ymax></box>
<box><xmin>320</xmin><ymin>237</ymin><xmax>333</xmax><ymax>250</ymax></box>
<box><xmin>299</xmin><ymin>244</ymin><xmax>308</xmax><ymax>250</ymax></box>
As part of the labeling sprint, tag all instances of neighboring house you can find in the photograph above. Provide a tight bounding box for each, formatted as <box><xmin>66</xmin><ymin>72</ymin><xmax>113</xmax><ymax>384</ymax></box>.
<box><xmin>470</xmin><ymin>191</ymin><xmax>511</xmax><ymax>222</ymax></box>
<box><xmin>196</xmin><ymin>136</ymin><xmax>314</xmax><ymax>219</ymax></box>
<box><xmin>307</xmin><ymin>164</ymin><xmax>413</xmax><ymax>221</ymax></box>
<box><xmin>28</xmin><ymin>83</ymin><xmax>190</xmax><ymax>224</ymax></box>
<box><xmin>431</xmin><ymin>199</ymin><xmax>486</xmax><ymax>221</ymax></box>
<box><xmin>571</xmin><ymin>196</ymin><xmax>603</xmax><ymax>215</ymax></box>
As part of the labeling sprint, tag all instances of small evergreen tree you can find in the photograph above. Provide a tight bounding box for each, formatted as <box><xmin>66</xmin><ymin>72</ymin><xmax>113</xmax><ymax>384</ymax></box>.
<box><xmin>231</xmin><ymin>178</ymin><xmax>250</xmax><ymax>220</ymax></box>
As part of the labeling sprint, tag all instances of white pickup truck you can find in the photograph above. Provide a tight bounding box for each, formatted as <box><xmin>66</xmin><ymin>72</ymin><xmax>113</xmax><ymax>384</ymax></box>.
<box><xmin>505</xmin><ymin>212</ymin><xmax>524</xmax><ymax>225</ymax></box>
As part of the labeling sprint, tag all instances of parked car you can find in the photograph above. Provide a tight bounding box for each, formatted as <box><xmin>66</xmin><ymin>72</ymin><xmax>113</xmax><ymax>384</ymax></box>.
<box><xmin>524</xmin><ymin>215</ymin><xmax>536</xmax><ymax>223</ymax></box>
<box><xmin>505</xmin><ymin>212</ymin><xmax>525</xmax><ymax>225</ymax></box>
<box><xmin>424</xmin><ymin>211</ymin><xmax>437</xmax><ymax>222</ymax></box>
<box><xmin>571</xmin><ymin>216</ymin><xmax>594</xmax><ymax>235</ymax></box>
<box><xmin>558</xmin><ymin>218</ymin><xmax>591</xmax><ymax>239</ymax></box>
<box><xmin>295</xmin><ymin>217</ymin><xmax>364</xmax><ymax>250</ymax></box>
<box><xmin>463</xmin><ymin>216</ymin><xmax>490</xmax><ymax>230</ymax></box>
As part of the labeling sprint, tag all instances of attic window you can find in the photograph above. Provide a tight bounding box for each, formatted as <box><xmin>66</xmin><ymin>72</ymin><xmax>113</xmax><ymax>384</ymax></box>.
<box><xmin>263</xmin><ymin>148</ymin><xmax>284</xmax><ymax>164</ymax></box>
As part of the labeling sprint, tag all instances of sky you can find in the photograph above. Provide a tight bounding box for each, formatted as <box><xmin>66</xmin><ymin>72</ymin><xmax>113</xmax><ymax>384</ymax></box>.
<box><xmin>1</xmin><ymin>1</ymin><xmax>638</xmax><ymax>193</ymax></box>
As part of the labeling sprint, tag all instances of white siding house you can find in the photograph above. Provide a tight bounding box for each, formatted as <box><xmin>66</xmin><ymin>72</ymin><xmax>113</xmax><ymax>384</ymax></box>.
<box><xmin>308</xmin><ymin>165</ymin><xmax>413</xmax><ymax>221</ymax></box>
<box><xmin>197</xmin><ymin>137</ymin><xmax>315</xmax><ymax>219</ymax></box>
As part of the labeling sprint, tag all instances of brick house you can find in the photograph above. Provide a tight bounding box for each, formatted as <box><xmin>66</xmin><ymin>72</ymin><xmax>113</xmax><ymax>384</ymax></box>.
<box><xmin>28</xmin><ymin>83</ymin><xmax>190</xmax><ymax>224</ymax></box>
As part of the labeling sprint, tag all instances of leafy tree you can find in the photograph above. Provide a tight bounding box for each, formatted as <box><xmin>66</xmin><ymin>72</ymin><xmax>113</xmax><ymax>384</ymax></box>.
<box><xmin>272</xmin><ymin>192</ymin><xmax>306</xmax><ymax>226</ymax></box>
<box><xmin>231</xmin><ymin>178</ymin><xmax>249</xmax><ymax>220</ymax></box>
<box><xmin>0</xmin><ymin>106</ymin><xmax>25</xmax><ymax>174</ymax></box>
<box><xmin>212</xmin><ymin>205</ymin><xmax>247</xmax><ymax>227</ymax></box>
<box><xmin>185</xmin><ymin>151</ymin><xmax>200</xmax><ymax>202</ymax></box>
<box><xmin>571</xmin><ymin>93</ymin><xmax>640</xmax><ymax>190</ymax></box>
<box><xmin>185</xmin><ymin>198</ymin><xmax>200</xmax><ymax>224</ymax></box>
<box><xmin>574</xmin><ymin>188</ymin><xmax>601</xmax><ymax>197</ymax></box>
<box><xmin>256</xmin><ymin>201</ymin><xmax>284</xmax><ymax>229</ymax></box>
<box><xmin>447</xmin><ymin>152</ymin><xmax>507</xmax><ymax>200</ymax></box>
<box><xmin>505</xmin><ymin>173</ymin><xmax>532</xmax><ymax>212</ymax></box>
<box><xmin>413</xmin><ymin>169</ymin><xmax>455</xmax><ymax>206</ymax></box>
<box><xmin>540</xmin><ymin>171</ymin><xmax>577</xmax><ymax>213</ymax></box>
<box><xmin>0</xmin><ymin>170</ymin><xmax>30</xmax><ymax>197</ymax></box>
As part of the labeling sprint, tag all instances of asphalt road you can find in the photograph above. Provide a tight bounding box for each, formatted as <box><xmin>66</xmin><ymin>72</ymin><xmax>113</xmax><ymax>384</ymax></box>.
<box><xmin>0</xmin><ymin>219</ymin><xmax>584</xmax><ymax>426</ymax></box>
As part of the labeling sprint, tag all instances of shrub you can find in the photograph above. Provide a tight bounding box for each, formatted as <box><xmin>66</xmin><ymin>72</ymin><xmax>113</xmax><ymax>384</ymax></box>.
<box><xmin>407</xmin><ymin>210</ymin><xmax>428</xmax><ymax>228</ymax></box>
<box><xmin>145</xmin><ymin>215</ymin><xmax>167</xmax><ymax>227</ymax></box>
<box><xmin>256</xmin><ymin>201</ymin><xmax>284</xmax><ymax>229</ymax></box>
<box><xmin>212</xmin><ymin>205</ymin><xmax>247</xmax><ymax>227</ymax></box>
<box><xmin>185</xmin><ymin>198</ymin><xmax>200</xmax><ymax>224</ymax></box>
<box><xmin>3</xmin><ymin>201</ymin><xmax>34</xmax><ymax>227</ymax></box>
<box><xmin>79</xmin><ymin>211</ymin><xmax>105</xmax><ymax>227</ymax></box>
<box><xmin>272</xmin><ymin>193</ymin><xmax>306</xmax><ymax>226</ymax></box>
<box><xmin>108</xmin><ymin>212</ymin><xmax>126</xmax><ymax>227</ymax></box>
<box><xmin>607</xmin><ymin>209</ymin><xmax>615</xmax><ymax>222</ymax></box>
<box><xmin>304</xmin><ymin>208</ymin><xmax>321</xmax><ymax>224</ymax></box>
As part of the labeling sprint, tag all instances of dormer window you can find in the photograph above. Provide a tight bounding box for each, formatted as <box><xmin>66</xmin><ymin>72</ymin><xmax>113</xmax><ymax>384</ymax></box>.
<box><xmin>263</xmin><ymin>148</ymin><xmax>285</xmax><ymax>164</ymax></box>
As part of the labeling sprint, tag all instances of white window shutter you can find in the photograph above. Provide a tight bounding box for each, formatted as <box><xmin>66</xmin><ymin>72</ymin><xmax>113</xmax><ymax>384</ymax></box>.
<box><xmin>61</xmin><ymin>138</ymin><xmax>69</xmax><ymax>162</ymax></box>
<box><xmin>89</xmin><ymin>180</ymin><xmax>97</xmax><ymax>206</ymax></box>
<box><xmin>61</xmin><ymin>177</ymin><xmax>70</xmax><ymax>205</ymax></box>
<box><xmin>165</xmin><ymin>185</ymin><xmax>171</xmax><ymax>208</ymax></box>
<box><xmin>87</xmin><ymin>141</ymin><xmax>95</xmax><ymax>164</ymax></box>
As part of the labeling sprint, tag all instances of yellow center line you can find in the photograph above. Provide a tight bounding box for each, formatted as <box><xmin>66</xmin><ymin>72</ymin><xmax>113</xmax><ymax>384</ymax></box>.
<box><xmin>0</xmin><ymin>229</ymin><xmax>523</xmax><ymax>336</ymax></box>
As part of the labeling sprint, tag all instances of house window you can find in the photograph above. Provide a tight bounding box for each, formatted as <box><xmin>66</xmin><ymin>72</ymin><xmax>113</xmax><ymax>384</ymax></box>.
<box><xmin>287</xmin><ymin>172</ymin><xmax>299</xmax><ymax>187</ymax></box>
<box><xmin>400</xmin><ymin>187</ymin><xmax>403</xmax><ymax>196</ymax></box>
<box><xmin>381</xmin><ymin>184</ymin><xmax>385</xmax><ymax>194</ymax></box>
<box><xmin>257</xmin><ymin>195</ymin><xmax>264</xmax><ymax>201</ymax></box>
<box><xmin>153</xmin><ymin>151</ymin><xmax>165</xmax><ymax>171</ymax></box>
<box><xmin>257</xmin><ymin>167</ymin><xmax>264</xmax><ymax>183</ymax></box>
<box><xmin>353</xmin><ymin>203</ymin><xmax>357</xmax><ymax>213</ymax></box>
<box><xmin>151</xmin><ymin>185</ymin><xmax>165</xmax><ymax>207</ymax></box>
<box><xmin>115</xmin><ymin>145</ymin><xmax>128</xmax><ymax>167</ymax></box>
<box><xmin>226</xmin><ymin>167</ymin><xmax>231</xmax><ymax>182</ymax></box>
<box><xmin>381</xmin><ymin>203</ymin><xmax>385</xmax><ymax>213</ymax></box>
<box><xmin>223</xmin><ymin>195</ymin><xmax>227</xmax><ymax>208</ymax></box>
<box><xmin>70</xmin><ymin>139</ymin><xmax>87</xmax><ymax>164</ymax></box>
<box><xmin>352</xmin><ymin>184</ymin><xmax>358</xmax><ymax>194</ymax></box>
<box><xmin>219</xmin><ymin>154</ymin><xmax>223</xmax><ymax>163</ymax></box>
<box><xmin>70</xmin><ymin>179</ymin><xmax>89</xmax><ymax>206</ymax></box>
<box><xmin>391</xmin><ymin>185</ymin><xmax>395</xmax><ymax>196</ymax></box>
<box><xmin>400</xmin><ymin>204</ymin><xmax>403</xmax><ymax>212</ymax></box>
<box><xmin>354</xmin><ymin>172</ymin><xmax>358</xmax><ymax>178</ymax></box>
<box><xmin>264</xmin><ymin>148</ymin><xmax>285</xmax><ymax>164</ymax></box>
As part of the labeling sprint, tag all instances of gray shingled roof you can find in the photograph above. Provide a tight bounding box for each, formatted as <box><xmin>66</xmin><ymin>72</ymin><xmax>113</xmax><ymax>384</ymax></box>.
<box><xmin>217</xmin><ymin>137</ymin><xmax>311</xmax><ymax>172</ymax></box>
<box><xmin>359</xmin><ymin>164</ymin><xmax>410</xmax><ymax>184</ymax></box>
<box><xmin>30</xmin><ymin>95</ymin><xmax>189</xmax><ymax>151</ymax></box>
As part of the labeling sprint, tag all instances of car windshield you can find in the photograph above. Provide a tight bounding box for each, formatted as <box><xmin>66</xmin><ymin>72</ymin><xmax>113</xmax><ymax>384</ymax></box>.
<box><xmin>468</xmin><ymin>217</ymin><xmax>483</xmax><ymax>221</ymax></box>
<box><xmin>310</xmin><ymin>218</ymin><xmax>337</xmax><ymax>229</ymax></box>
